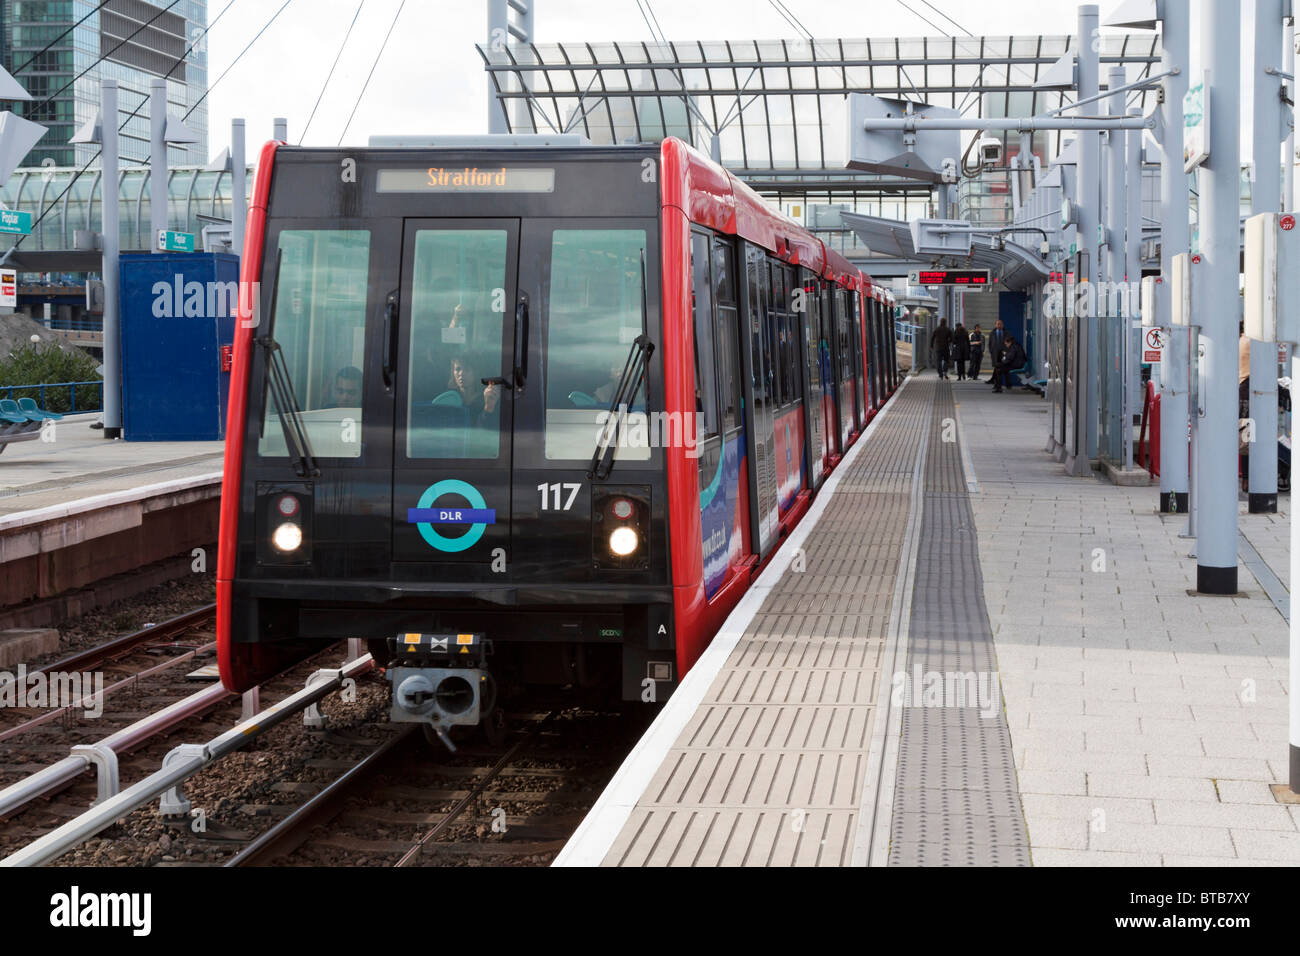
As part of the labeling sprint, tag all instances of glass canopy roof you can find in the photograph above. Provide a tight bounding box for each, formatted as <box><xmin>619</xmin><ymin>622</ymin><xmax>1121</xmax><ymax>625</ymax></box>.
<box><xmin>478</xmin><ymin>34</ymin><xmax>1163</xmax><ymax>195</ymax></box>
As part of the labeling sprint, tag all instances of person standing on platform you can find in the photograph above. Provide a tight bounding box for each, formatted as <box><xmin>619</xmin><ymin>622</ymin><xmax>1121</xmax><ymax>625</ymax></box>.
<box><xmin>987</xmin><ymin>320</ymin><xmax>1006</xmax><ymax>385</ymax></box>
<box><xmin>929</xmin><ymin>319</ymin><xmax>953</xmax><ymax>380</ymax></box>
<box><xmin>952</xmin><ymin>323</ymin><xmax>970</xmax><ymax>381</ymax></box>
<box><xmin>968</xmin><ymin>324</ymin><xmax>985</xmax><ymax>380</ymax></box>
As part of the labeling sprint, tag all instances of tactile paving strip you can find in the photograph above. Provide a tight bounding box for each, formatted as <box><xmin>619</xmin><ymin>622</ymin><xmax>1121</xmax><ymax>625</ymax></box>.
<box><xmin>601</xmin><ymin>385</ymin><xmax>935</xmax><ymax>866</ymax></box>
<box><xmin>887</xmin><ymin>383</ymin><xmax>1030</xmax><ymax>866</ymax></box>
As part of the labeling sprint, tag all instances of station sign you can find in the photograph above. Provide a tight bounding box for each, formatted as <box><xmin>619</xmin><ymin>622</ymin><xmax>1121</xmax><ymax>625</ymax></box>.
<box><xmin>158</xmin><ymin>229</ymin><xmax>195</xmax><ymax>253</ymax></box>
<box><xmin>0</xmin><ymin>209</ymin><xmax>32</xmax><ymax>235</ymax></box>
<box><xmin>908</xmin><ymin>268</ymin><xmax>991</xmax><ymax>288</ymax></box>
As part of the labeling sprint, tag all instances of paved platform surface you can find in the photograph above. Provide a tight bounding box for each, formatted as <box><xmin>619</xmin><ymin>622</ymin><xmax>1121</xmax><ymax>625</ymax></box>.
<box><xmin>0</xmin><ymin>413</ymin><xmax>223</xmax><ymax>518</ymax></box>
<box><xmin>560</xmin><ymin>371</ymin><xmax>1297</xmax><ymax>867</ymax></box>
<box><xmin>959</xmin><ymin>378</ymin><xmax>1295</xmax><ymax>866</ymax></box>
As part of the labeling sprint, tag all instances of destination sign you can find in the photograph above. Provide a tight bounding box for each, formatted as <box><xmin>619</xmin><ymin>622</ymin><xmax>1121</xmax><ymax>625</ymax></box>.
<box><xmin>376</xmin><ymin>166</ymin><xmax>556</xmax><ymax>193</ymax></box>
<box><xmin>910</xmin><ymin>269</ymin><xmax>992</xmax><ymax>287</ymax></box>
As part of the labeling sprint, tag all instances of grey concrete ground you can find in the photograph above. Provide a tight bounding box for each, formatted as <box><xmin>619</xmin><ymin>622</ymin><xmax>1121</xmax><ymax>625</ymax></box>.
<box><xmin>955</xmin><ymin>375</ymin><xmax>1295</xmax><ymax>865</ymax></box>
<box><xmin>0</xmin><ymin>413</ymin><xmax>223</xmax><ymax>516</ymax></box>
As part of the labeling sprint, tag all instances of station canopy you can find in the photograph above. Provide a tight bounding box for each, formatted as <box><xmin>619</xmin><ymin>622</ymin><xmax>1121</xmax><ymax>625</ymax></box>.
<box><xmin>477</xmin><ymin>33</ymin><xmax>1163</xmax><ymax>203</ymax></box>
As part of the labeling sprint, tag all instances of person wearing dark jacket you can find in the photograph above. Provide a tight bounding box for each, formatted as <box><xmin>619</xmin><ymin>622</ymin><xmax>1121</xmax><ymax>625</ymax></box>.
<box><xmin>987</xmin><ymin>320</ymin><xmax>1007</xmax><ymax>384</ymax></box>
<box><xmin>929</xmin><ymin>320</ymin><xmax>953</xmax><ymax>380</ymax></box>
<box><xmin>952</xmin><ymin>323</ymin><xmax>970</xmax><ymax>380</ymax></box>
<box><xmin>967</xmin><ymin>325</ymin><xmax>984</xmax><ymax>379</ymax></box>
<box><xmin>992</xmin><ymin>335</ymin><xmax>1027</xmax><ymax>393</ymax></box>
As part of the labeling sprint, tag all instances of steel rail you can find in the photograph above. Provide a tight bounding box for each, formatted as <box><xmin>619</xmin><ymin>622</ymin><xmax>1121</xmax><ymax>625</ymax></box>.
<box><xmin>0</xmin><ymin>654</ymin><xmax>374</xmax><ymax>866</ymax></box>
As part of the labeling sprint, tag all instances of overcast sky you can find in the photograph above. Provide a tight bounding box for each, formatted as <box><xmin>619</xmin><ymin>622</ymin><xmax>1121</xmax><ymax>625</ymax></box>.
<box><xmin>199</xmin><ymin>0</ymin><xmax>1276</xmax><ymax>160</ymax></box>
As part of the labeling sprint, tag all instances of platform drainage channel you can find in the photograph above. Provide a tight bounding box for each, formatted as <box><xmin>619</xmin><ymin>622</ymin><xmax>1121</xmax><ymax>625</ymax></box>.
<box><xmin>887</xmin><ymin>382</ymin><xmax>1030</xmax><ymax>866</ymax></box>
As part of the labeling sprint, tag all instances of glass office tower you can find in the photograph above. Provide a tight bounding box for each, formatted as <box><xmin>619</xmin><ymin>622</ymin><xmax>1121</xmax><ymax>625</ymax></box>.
<box><xmin>0</xmin><ymin>0</ymin><xmax>208</xmax><ymax>168</ymax></box>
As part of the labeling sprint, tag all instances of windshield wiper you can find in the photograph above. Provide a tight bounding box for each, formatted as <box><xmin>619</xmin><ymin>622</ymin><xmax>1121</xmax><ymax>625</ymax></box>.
<box><xmin>588</xmin><ymin>249</ymin><xmax>654</xmax><ymax>481</ymax></box>
<box><xmin>255</xmin><ymin>249</ymin><xmax>319</xmax><ymax>478</ymax></box>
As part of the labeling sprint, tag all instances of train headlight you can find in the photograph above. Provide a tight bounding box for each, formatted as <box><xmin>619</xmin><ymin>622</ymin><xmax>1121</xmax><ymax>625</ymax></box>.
<box><xmin>608</xmin><ymin>526</ymin><xmax>639</xmax><ymax>557</ymax></box>
<box><xmin>272</xmin><ymin>521</ymin><xmax>303</xmax><ymax>552</ymax></box>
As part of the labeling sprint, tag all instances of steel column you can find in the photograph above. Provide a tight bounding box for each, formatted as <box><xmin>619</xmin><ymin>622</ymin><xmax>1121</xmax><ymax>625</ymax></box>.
<box><xmin>1159</xmin><ymin>0</ymin><xmax>1191</xmax><ymax>513</ymax></box>
<box><xmin>1195</xmin><ymin>0</ymin><xmax>1242</xmax><ymax>594</ymax></box>
<box><xmin>1249</xmin><ymin>0</ymin><xmax>1285</xmax><ymax>513</ymax></box>
<box><xmin>101</xmin><ymin>80</ymin><xmax>122</xmax><ymax>439</ymax></box>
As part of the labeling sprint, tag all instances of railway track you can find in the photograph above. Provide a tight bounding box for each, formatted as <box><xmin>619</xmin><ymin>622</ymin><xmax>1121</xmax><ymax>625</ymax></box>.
<box><xmin>0</xmin><ymin>605</ymin><xmax>220</xmax><ymax>744</ymax></box>
<box><xmin>0</xmin><ymin>621</ymin><xmax>383</xmax><ymax>863</ymax></box>
<box><xmin>222</xmin><ymin>705</ymin><xmax>648</xmax><ymax>867</ymax></box>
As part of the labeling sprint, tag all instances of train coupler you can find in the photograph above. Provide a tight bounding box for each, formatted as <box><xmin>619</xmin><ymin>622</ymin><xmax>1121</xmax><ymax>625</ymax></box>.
<box><xmin>385</xmin><ymin>632</ymin><xmax>495</xmax><ymax>751</ymax></box>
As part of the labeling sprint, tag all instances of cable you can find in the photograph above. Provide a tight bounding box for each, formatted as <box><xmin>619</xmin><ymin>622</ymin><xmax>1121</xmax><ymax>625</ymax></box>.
<box><xmin>918</xmin><ymin>0</ymin><xmax>973</xmax><ymax>37</ymax></box>
<box><xmin>337</xmin><ymin>0</ymin><xmax>406</xmax><ymax>146</ymax></box>
<box><xmin>641</xmin><ymin>0</ymin><xmax>669</xmax><ymax>44</ymax></box>
<box><xmin>300</xmin><ymin>0</ymin><xmax>366</xmax><ymax>144</ymax></box>
<box><xmin>634</xmin><ymin>0</ymin><xmax>666</xmax><ymax>45</ymax></box>
<box><xmin>892</xmin><ymin>0</ymin><xmax>952</xmax><ymax>37</ymax></box>
<box><xmin>185</xmin><ymin>0</ymin><xmax>294</xmax><ymax>121</ymax></box>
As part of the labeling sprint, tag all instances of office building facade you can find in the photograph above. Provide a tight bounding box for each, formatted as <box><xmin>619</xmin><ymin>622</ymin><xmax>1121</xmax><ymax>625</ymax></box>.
<box><xmin>0</xmin><ymin>0</ymin><xmax>208</xmax><ymax>168</ymax></box>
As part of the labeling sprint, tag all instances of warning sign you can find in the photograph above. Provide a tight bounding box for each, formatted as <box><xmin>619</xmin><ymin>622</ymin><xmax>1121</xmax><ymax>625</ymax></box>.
<box><xmin>1143</xmin><ymin>327</ymin><xmax>1164</xmax><ymax>363</ymax></box>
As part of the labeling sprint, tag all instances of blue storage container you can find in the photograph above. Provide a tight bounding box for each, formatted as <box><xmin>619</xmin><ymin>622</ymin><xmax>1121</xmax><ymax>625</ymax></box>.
<box><xmin>119</xmin><ymin>252</ymin><xmax>239</xmax><ymax>441</ymax></box>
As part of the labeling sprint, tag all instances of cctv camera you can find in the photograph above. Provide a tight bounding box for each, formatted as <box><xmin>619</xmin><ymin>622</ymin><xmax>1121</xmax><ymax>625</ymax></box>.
<box><xmin>977</xmin><ymin>136</ymin><xmax>1003</xmax><ymax>168</ymax></box>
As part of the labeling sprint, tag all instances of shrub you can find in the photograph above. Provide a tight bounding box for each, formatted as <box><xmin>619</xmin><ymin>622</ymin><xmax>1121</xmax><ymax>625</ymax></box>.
<box><xmin>0</xmin><ymin>342</ymin><xmax>102</xmax><ymax>413</ymax></box>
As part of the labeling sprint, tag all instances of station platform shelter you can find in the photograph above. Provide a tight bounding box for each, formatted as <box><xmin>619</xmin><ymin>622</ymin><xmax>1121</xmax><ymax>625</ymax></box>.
<box><xmin>558</xmin><ymin>374</ymin><xmax>1294</xmax><ymax>867</ymax></box>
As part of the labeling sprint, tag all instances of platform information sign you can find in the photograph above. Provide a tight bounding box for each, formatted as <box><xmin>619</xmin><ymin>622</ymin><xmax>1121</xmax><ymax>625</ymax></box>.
<box><xmin>157</xmin><ymin>230</ymin><xmax>195</xmax><ymax>253</ymax></box>
<box><xmin>0</xmin><ymin>209</ymin><xmax>32</xmax><ymax>235</ymax></box>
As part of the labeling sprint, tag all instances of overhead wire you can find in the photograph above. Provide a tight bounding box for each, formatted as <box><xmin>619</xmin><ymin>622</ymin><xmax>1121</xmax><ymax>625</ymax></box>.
<box><xmin>337</xmin><ymin>0</ymin><xmax>407</xmax><ymax>145</ymax></box>
<box><xmin>300</xmin><ymin>0</ymin><xmax>367</xmax><ymax>144</ymax></box>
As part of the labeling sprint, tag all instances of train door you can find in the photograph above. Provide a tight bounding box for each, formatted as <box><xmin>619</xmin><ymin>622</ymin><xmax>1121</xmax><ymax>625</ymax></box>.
<box><xmin>741</xmin><ymin>244</ymin><xmax>779</xmax><ymax>558</ymax></box>
<box><xmin>692</xmin><ymin>231</ymin><xmax>749</xmax><ymax>599</ymax></box>
<box><xmin>390</xmin><ymin>218</ymin><xmax>520</xmax><ymax>570</ymax></box>
<box><xmin>769</xmin><ymin>261</ymin><xmax>805</xmax><ymax>517</ymax></box>
<box><xmin>835</xmin><ymin>288</ymin><xmax>854</xmax><ymax>450</ymax></box>
<box><xmin>799</xmin><ymin>269</ymin><xmax>826</xmax><ymax>490</ymax></box>
<box><xmin>866</xmin><ymin>295</ymin><xmax>881</xmax><ymax>410</ymax></box>
<box><xmin>853</xmin><ymin>292</ymin><xmax>868</xmax><ymax>429</ymax></box>
<box><xmin>820</xmin><ymin>283</ymin><xmax>841</xmax><ymax>458</ymax></box>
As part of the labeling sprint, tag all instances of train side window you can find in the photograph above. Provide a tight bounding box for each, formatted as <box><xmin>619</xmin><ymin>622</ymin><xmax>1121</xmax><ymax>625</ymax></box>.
<box><xmin>544</xmin><ymin>228</ymin><xmax>651</xmax><ymax>461</ymax></box>
<box><xmin>765</xmin><ymin>259</ymin><xmax>785</xmax><ymax>406</ymax></box>
<box><xmin>746</xmin><ymin>247</ymin><xmax>771</xmax><ymax>410</ymax></box>
<box><xmin>711</xmin><ymin>240</ymin><xmax>740</xmax><ymax>433</ymax></box>
<box><xmin>690</xmin><ymin>232</ymin><xmax>719</xmax><ymax>440</ymax></box>
<box><xmin>258</xmin><ymin>229</ymin><xmax>371</xmax><ymax>460</ymax></box>
<box><xmin>778</xmin><ymin>264</ymin><xmax>797</xmax><ymax>405</ymax></box>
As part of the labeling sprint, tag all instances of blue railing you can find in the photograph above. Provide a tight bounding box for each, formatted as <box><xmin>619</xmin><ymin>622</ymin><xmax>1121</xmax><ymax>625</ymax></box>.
<box><xmin>0</xmin><ymin>381</ymin><xmax>103</xmax><ymax>413</ymax></box>
<box><xmin>50</xmin><ymin>317</ymin><xmax>103</xmax><ymax>332</ymax></box>
<box><xmin>895</xmin><ymin>321</ymin><xmax>924</xmax><ymax>345</ymax></box>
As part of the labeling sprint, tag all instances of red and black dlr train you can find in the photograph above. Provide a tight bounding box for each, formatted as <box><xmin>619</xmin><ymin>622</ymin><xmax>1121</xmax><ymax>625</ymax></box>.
<box><xmin>217</xmin><ymin>136</ymin><xmax>899</xmax><ymax>741</ymax></box>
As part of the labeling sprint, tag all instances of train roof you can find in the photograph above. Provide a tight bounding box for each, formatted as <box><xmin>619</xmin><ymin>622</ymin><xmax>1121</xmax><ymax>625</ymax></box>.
<box><xmin>659</xmin><ymin>137</ymin><xmax>876</xmax><ymax>290</ymax></box>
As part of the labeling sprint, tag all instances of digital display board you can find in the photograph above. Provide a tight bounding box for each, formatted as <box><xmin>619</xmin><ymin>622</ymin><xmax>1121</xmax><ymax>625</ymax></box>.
<box><xmin>910</xmin><ymin>269</ymin><xmax>992</xmax><ymax>287</ymax></box>
<box><xmin>376</xmin><ymin>166</ymin><xmax>556</xmax><ymax>193</ymax></box>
